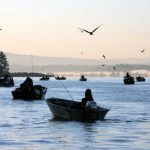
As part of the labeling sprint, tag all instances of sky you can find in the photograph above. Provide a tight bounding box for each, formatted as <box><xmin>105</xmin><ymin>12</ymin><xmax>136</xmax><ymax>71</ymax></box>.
<box><xmin>0</xmin><ymin>0</ymin><xmax>150</xmax><ymax>59</ymax></box>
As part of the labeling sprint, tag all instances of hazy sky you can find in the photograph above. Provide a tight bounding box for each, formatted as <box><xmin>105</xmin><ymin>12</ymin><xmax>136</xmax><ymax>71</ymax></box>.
<box><xmin>0</xmin><ymin>0</ymin><xmax>150</xmax><ymax>59</ymax></box>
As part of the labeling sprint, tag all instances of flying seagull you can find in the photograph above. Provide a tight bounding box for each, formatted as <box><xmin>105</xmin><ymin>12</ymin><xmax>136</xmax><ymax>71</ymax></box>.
<box><xmin>78</xmin><ymin>25</ymin><xmax>102</xmax><ymax>35</ymax></box>
<box><xmin>141</xmin><ymin>49</ymin><xmax>145</xmax><ymax>53</ymax></box>
<box><xmin>102</xmin><ymin>55</ymin><xmax>106</xmax><ymax>59</ymax></box>
<box><xmin>102</xmin><ymin>64</ymin><xmax>105</xmax><ymax>67</ymax></box>
<box><xmin>112</xmin><ymin>66</ymin><xmax>116</xmax><ymax>71</ymax></box>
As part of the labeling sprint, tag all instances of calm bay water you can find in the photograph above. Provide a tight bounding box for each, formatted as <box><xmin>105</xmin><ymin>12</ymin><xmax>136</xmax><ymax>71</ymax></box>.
<box><xmin>0</xmin><ymin>77</ymin><xmax>150</xmax><ymax>150</ymax></box>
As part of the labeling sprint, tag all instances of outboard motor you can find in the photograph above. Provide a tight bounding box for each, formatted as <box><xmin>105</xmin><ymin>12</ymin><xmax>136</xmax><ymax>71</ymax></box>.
<box><xmin>86</xmin><ymin>101</ymin><xmax>98</xmax><ymax>110</ymax></box>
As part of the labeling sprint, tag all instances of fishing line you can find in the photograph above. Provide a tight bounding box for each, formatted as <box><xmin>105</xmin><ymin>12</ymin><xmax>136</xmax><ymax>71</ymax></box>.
<box><xmin>60</xmin><ymin>80</ymin><xmax>74</xmax><ymax>101</ymax></box>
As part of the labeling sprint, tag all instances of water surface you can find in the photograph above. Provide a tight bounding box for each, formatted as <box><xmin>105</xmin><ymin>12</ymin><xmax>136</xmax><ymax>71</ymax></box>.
<box><xmin>0</xmin><ymin>77</ymin><xmax>150</xmax><ymax>150</ymax></box>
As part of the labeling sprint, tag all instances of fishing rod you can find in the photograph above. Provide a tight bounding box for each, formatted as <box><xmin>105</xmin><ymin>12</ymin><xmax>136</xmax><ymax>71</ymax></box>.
<box><xmin>60</xmin><ymin>80</ymin><xmax>74</xmax><ymax>101</ymax></box>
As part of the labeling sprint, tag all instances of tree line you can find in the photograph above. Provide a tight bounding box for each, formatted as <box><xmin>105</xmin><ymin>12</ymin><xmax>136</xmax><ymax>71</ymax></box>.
<box><xmin>0</xmin><ymin>51</ymin><xmax>54</xmax><ymax>77</ymax></box>
<box><xmin>0</xmin><ymin>51</ymin><xmax>9</xmax><ymax>76</ymax></box>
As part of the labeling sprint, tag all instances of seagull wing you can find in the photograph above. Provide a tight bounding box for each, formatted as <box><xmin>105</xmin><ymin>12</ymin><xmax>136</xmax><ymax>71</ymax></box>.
<box><xmin>78</xmin><ymin>28</ymin><xmax>91</xmax><ymax>34</ymax></box>
<box><xmin>141</xmin><ymin>49</ymin><xmax>145</xmax><ymax>52</ymax></box>
<box><xmin>102</xmin><ymin>55</ymin><xmax>105</xmax><ymax>59</ymax></box>
<box><xmin>92</xmin><ymin>25</ymin><xmax>102</xmax><ymax>33</ymax></box>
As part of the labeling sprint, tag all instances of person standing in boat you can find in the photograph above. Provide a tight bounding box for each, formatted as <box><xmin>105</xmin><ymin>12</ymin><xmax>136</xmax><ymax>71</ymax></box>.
<box><xmin>81</xmin><ymin>89</ymin><xmax>94</xmax><ymax>107</ymax></box>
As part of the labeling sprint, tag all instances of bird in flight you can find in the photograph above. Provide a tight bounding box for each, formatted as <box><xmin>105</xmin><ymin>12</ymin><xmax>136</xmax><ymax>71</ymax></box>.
<box><xmin>102</xmin><ymin>55</ymin><xmax>106</xmax><ymax>59</ymax></box>
<box><xmin>112</xmin><ymin>66</ymin><xmax>116</xmax><ymax>71</ymax></box>
<box><xmin>78</xmin><ymin>25</ymin><xmax>102</xmax><ymax>35</ymax></box>
<box><xmin>102</xmin><ymin>64</ymin><xmax>105</xmax><ymax>67</ymax></box>
<box><xmin>141</xmin><ymin>49</ymin><xmax>145</xmax><ymax>53</ymax></box>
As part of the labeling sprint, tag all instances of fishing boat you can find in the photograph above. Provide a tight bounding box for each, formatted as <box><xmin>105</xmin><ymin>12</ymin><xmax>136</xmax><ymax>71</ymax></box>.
<box><xmin>136</xmin><ymin>76</ymin><xmax>145</xmax><ymax>82</ymax></box>
<box><xmin>123</xmin><ymin>76</ymin><xmax>135</xmax><ymax>84</ymax></box>
<box><xmin>80</xmin><ymin>75</ymin><xmax>87</xmax><ymax>81</ymax></box>
<box><xmin>12</xmin><ymin>85</ymin><xmax>47</xmax><ymax>100</ymax></box>
<box><xmin>46</xmin><ymin>98</ymin><xmax>109</xmax><ymax>121</ymax></box>
<box><xmin>55</xmin><ymin>76</ymin><xmax>66</xmax><ymax>80</ymax></box>
<box><xmin>40</xmin><ymin>75</ymin><xmax>50</xmax><ymax>80</ymax></box>
<box><xmin>0</xmin><ymin>74</ymin><xmax>14</xmax><ymax>87</ymax></box>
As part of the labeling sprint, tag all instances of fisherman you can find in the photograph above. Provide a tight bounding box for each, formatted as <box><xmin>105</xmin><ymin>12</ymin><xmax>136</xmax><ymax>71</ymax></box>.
<box><xmin>81</xmin><ymin>75</ymin><xmax>84</xmax><ymax>78</ymax></box>
<box><xmin>126</xmin><ymin>72</ymin><xmax>131</xmax><ymax>79</ymax></box>
<box><xmin>20</xmin><ymin>77</ymin><xmax>33</xmax><ymax>97</ymax></box>
<box><xmin>80</xmin><ymin>89</ymin><xmax>99</xmax><ymax>111</ymax></box>
<box><xmin>81</xmin><ymin>89</ymin><xmax>94</xmax><ymax>107</ymax></box>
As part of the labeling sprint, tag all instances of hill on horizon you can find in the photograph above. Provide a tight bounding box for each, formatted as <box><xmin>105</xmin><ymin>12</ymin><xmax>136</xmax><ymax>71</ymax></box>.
<box><xmin>6</xmin><ymin>52</ymin><xmax>150</xmax><ymax>67</ymax></box>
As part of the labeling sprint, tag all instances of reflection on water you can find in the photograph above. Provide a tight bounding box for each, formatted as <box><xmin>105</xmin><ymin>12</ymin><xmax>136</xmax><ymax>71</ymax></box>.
<box><xmin>0</xmin><ymin>77</ymin><xmax>150</xmax><ymax>149</ymax></box>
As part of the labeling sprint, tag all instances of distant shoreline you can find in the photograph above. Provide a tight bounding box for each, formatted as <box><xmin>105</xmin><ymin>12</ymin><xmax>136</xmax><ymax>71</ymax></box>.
<box><xmin>10</xmin><ymin>72</ymin><xmax>54</xmax><ymax>77</ymax></box>
<box><xmin>10</xmin><ymin>71</ymin><xmax>150</xmax><ymax>77</ymax></box>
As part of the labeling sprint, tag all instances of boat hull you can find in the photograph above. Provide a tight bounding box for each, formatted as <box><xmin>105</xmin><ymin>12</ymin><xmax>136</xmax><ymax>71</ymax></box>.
<box><xmin>80</xmin><ymin>78</ymin><xmax>87</xmax><ymax>81</ymax></box>
<box><xmin>55</xmin><ymin>77</ymin><xmax>66</xmax><ymax>80</ymax></box>
<box><xmin>0</xmin><ymin>76</ymin><xmax>14</xmax><ymax>87</ymax></box>
<box><xmin>124</xmin><ymin>76</ymin><xmax>135</xmax><ymax>84</ymax></box>
<box><xmin>12</xmin><ymin>85</ymin><xmax>47</xmax><ymax>100</ymax></box>
<box><xmin>0</xmin><ymin>82</ymin><xmax>14</xmax><ymax>87</ymax></box>
<box><xmin>40</xmin><ymin>78</ymin><xmax>49</xmax><ymax>81</ymax></box>
<box><xmin>46</xmin><ymin>98</ymin><xmax>109</xmax><ymax>121</ymax></box>
<box><xmin>79</xmin><ymin>75</ymin><xmax>87</xmax><ymax>81</ymax></box>
<box><xmin>40</xmin><ymin>76</ymin><xmax>49</xmax><ymax>80</ymax></box>
<box><xmin>136</xmin><ymin>76</ymin><xmax>145</xmax><ymax>82</ymax></box>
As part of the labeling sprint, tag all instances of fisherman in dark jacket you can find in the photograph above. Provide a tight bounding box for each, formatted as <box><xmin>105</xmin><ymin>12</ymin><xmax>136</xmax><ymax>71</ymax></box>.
<box><xmin>20</xmin><ymin>77</ymin><xmax>34</xmax><ymax>98</ymax></box>
<box><xmin>81</xmin><ymin>89</ymin><xmax>94</xmax><ymax>107</ymax></box>
<box><xmin>126</xmin><ymin>72</ymin><xmax>131</xmax><ymax>79</ymax></box>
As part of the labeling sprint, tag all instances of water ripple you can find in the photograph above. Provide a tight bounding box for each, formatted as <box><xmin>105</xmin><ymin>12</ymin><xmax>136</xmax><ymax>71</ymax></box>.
<box><xmin>0</xmin><ymin>77</ymin><xmax>150</xmax><ymax>149</ymax></box>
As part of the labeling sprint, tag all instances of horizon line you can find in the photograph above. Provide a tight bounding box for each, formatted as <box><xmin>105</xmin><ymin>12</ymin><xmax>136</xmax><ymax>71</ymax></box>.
<box><xmin>5</xmin><ymin>52</ymin><xmax>150</xmax><ymax>60</ymax></box>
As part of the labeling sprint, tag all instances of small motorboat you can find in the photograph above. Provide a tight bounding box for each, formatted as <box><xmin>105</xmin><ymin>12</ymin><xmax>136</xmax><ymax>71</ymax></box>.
<box><xmin>123</xmin><ymin>76</ymin><xmax>135</xmax><ymax>84</ymax></box>
<box><xmin>40</xmin><ymin>75</ymin><xmax>49</xmax><ymax>80</ymax></box>
<box><xmin>12</xmin><ymin>85</ymin><xmax>47</xmax><ymax>100</ymax></box>
<box><xmin>0</xmin><ymin>74</ymin><xmax>14</xmax><ymax>87</ymax></box>
<box><xmin>80</xmin><ymin>75</ymin><xmax>87</xmax><ymax>81</ymax></box>
<box><xmin>46</xmin><ymin>98</ymin><xmax>109</xmax><ymax>121</ymax></box>
<box><xmin>55</xmin><ymin>76</ymin><xmax>66</xmax><ymax>80</ymax></box>
<box><xmin>136</xmin><ymin>76</ymin><xmax>145</xmax><ymax>82</ymax></box>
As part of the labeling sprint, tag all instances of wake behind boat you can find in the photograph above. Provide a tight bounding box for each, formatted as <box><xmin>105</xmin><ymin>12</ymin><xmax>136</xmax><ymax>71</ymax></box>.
<box><xmin>46</xmin><ymin>98</ymin><xmax>109</xmax><ymax>121</ymax></box>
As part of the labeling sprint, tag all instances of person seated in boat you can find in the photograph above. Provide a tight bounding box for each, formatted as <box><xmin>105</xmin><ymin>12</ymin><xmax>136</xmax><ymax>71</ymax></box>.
<box><xmin>81</xmin><ymin>89</ymin><xmax>94</xmax><ymax>107</ymax></box>
<box><xmin>126</xmin><ymin>72</ymin><xmax>131</xmax><ymax>79</ymax></box>
<box><xmin>44</xmin><ymin>75</ymin><xmax>48</xmax><ymax>79</ymax></box>
<box><xmin>20</xmin><ymin>77</ymin><xmax>34</xmax><ymax>97</ymax></box>
<box><xmin>81</xmin><ymin>75</ymin><xmax>84</xmax><ymax>79</ymax></box>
